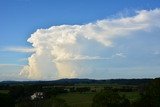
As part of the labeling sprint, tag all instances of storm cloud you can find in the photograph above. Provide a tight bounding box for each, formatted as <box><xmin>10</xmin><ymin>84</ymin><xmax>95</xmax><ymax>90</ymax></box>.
<box><xmin>20</xmin><ymin>9</ymin><xmax>160</xmax><ymax>80</ymax></box>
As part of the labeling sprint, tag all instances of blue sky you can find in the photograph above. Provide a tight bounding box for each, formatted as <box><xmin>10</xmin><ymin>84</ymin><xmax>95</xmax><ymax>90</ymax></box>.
<box><xmin>0</xmin><ymin>0</ymin><xmax>160</xmax><ymax>80</ymax></box>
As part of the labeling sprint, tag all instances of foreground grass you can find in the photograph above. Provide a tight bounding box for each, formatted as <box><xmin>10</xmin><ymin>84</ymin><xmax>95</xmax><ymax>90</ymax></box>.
<box><xmin>56</xmin><ymin>91</ymin><xmax>140</xmax><ymax>107</ymax></box>
<box><xmin>0</xmin><ymin>90</ymin><xmax>9</xmax><ymax>94</ymax></box>
<box><xmin>57</xmin><ymin>92</ymin><xmax>96</xmax><ymax>107</ymax></box>
<box><xmin>119</xmin><ymin>92</ymin><xmax>141</xmax><ymax>102</ymax></box>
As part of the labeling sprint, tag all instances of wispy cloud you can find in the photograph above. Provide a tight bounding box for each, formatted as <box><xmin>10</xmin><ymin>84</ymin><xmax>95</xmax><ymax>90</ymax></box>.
<box><xmin>54</xmin><ymin>55</ymin><xmax>111</xmax><ymax>62</ymax></box>
<box><xmin>114</xmin><ymin>53</ymin><xmax>126</xmax><ymax>58</ymax></box>
<box><xmin>0</xmin><ymin>64</ymin><xmax>24</xmax><ymax>67</ymax></box>
<box><xmin>2</xmin><ymin>46</ymin><xmax>35</xmax><ymax>53</ymax></box>
<box><xmin>18</xmin><ymin>58</ymin><xmax>28</xmax><ymax>62</ymax></box>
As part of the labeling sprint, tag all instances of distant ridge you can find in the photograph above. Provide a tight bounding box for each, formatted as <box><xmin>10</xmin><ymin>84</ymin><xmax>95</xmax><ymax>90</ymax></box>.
<box><xmin>0</xmin><ymin>78</ymin><xmax>155</xmax><ymax>86</ymax></box>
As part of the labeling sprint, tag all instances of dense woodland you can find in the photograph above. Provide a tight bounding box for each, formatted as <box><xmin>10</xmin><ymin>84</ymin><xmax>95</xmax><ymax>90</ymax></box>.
<box><xmin>0</xmin><ymin>78</ymin><xmax>159</xmax><ymax>107</ymax></box>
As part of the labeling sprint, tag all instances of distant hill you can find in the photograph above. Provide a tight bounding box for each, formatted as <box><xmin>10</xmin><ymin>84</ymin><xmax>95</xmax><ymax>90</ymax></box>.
<box><xmin>0</xmin><ymin>78</ymin><xmax>154</xmax><ymax>86</ymax></box>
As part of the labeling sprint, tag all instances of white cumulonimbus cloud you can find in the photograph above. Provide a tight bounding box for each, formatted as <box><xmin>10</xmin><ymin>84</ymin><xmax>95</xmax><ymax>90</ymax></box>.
<box><xmin>20</xmin><ymin>9</ymin><xmax>160</xmax><ymax>80</ymax></box>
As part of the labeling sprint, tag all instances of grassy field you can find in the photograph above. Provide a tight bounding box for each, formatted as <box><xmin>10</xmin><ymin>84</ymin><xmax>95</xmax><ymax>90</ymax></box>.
<box><xmin>57</xmin><ymin>92</ymin><xmax>95</xmax><ymax>107</ymax></box>
<box><xmin>0</xmin><ymin>90</ymin><xmax>9</xmax><ymax>94</ymax></box>
<box><xmin>119</xmin><ymin>92</ymin><xmax>141</xmax><ymax>102</ymax></box>
<box><xmin>13</xmin><ymin>83</ymin><xmax>140</xmax><ymax>107</ymax></box>
<box><xmin>56</xmin><ymin>91</ymin><xmax>140</xmax><ymax>107</ymax></box>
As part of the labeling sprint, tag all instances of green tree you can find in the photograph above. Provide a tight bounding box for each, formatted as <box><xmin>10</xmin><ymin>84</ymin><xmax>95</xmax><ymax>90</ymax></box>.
<box><xmin>92</xmin><ymin>89</ymin><xmax>130</xmax><ymax>107</ymax></box>
<box><xmin>134</xmin><ymin>78</ymin><xmax>160</xmax><ymax>107</ymax></box>
<box><xmin>0</xmin><ymin>93</ymin><xmax>14</xmax><ymax>107</ymax></box>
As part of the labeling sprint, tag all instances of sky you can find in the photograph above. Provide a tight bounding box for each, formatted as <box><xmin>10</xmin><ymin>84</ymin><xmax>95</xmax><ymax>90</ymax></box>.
<box><xmin>0</xmin><ymin>0</ymin><xmax>160</xmax><ymax>81</ymax></box>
